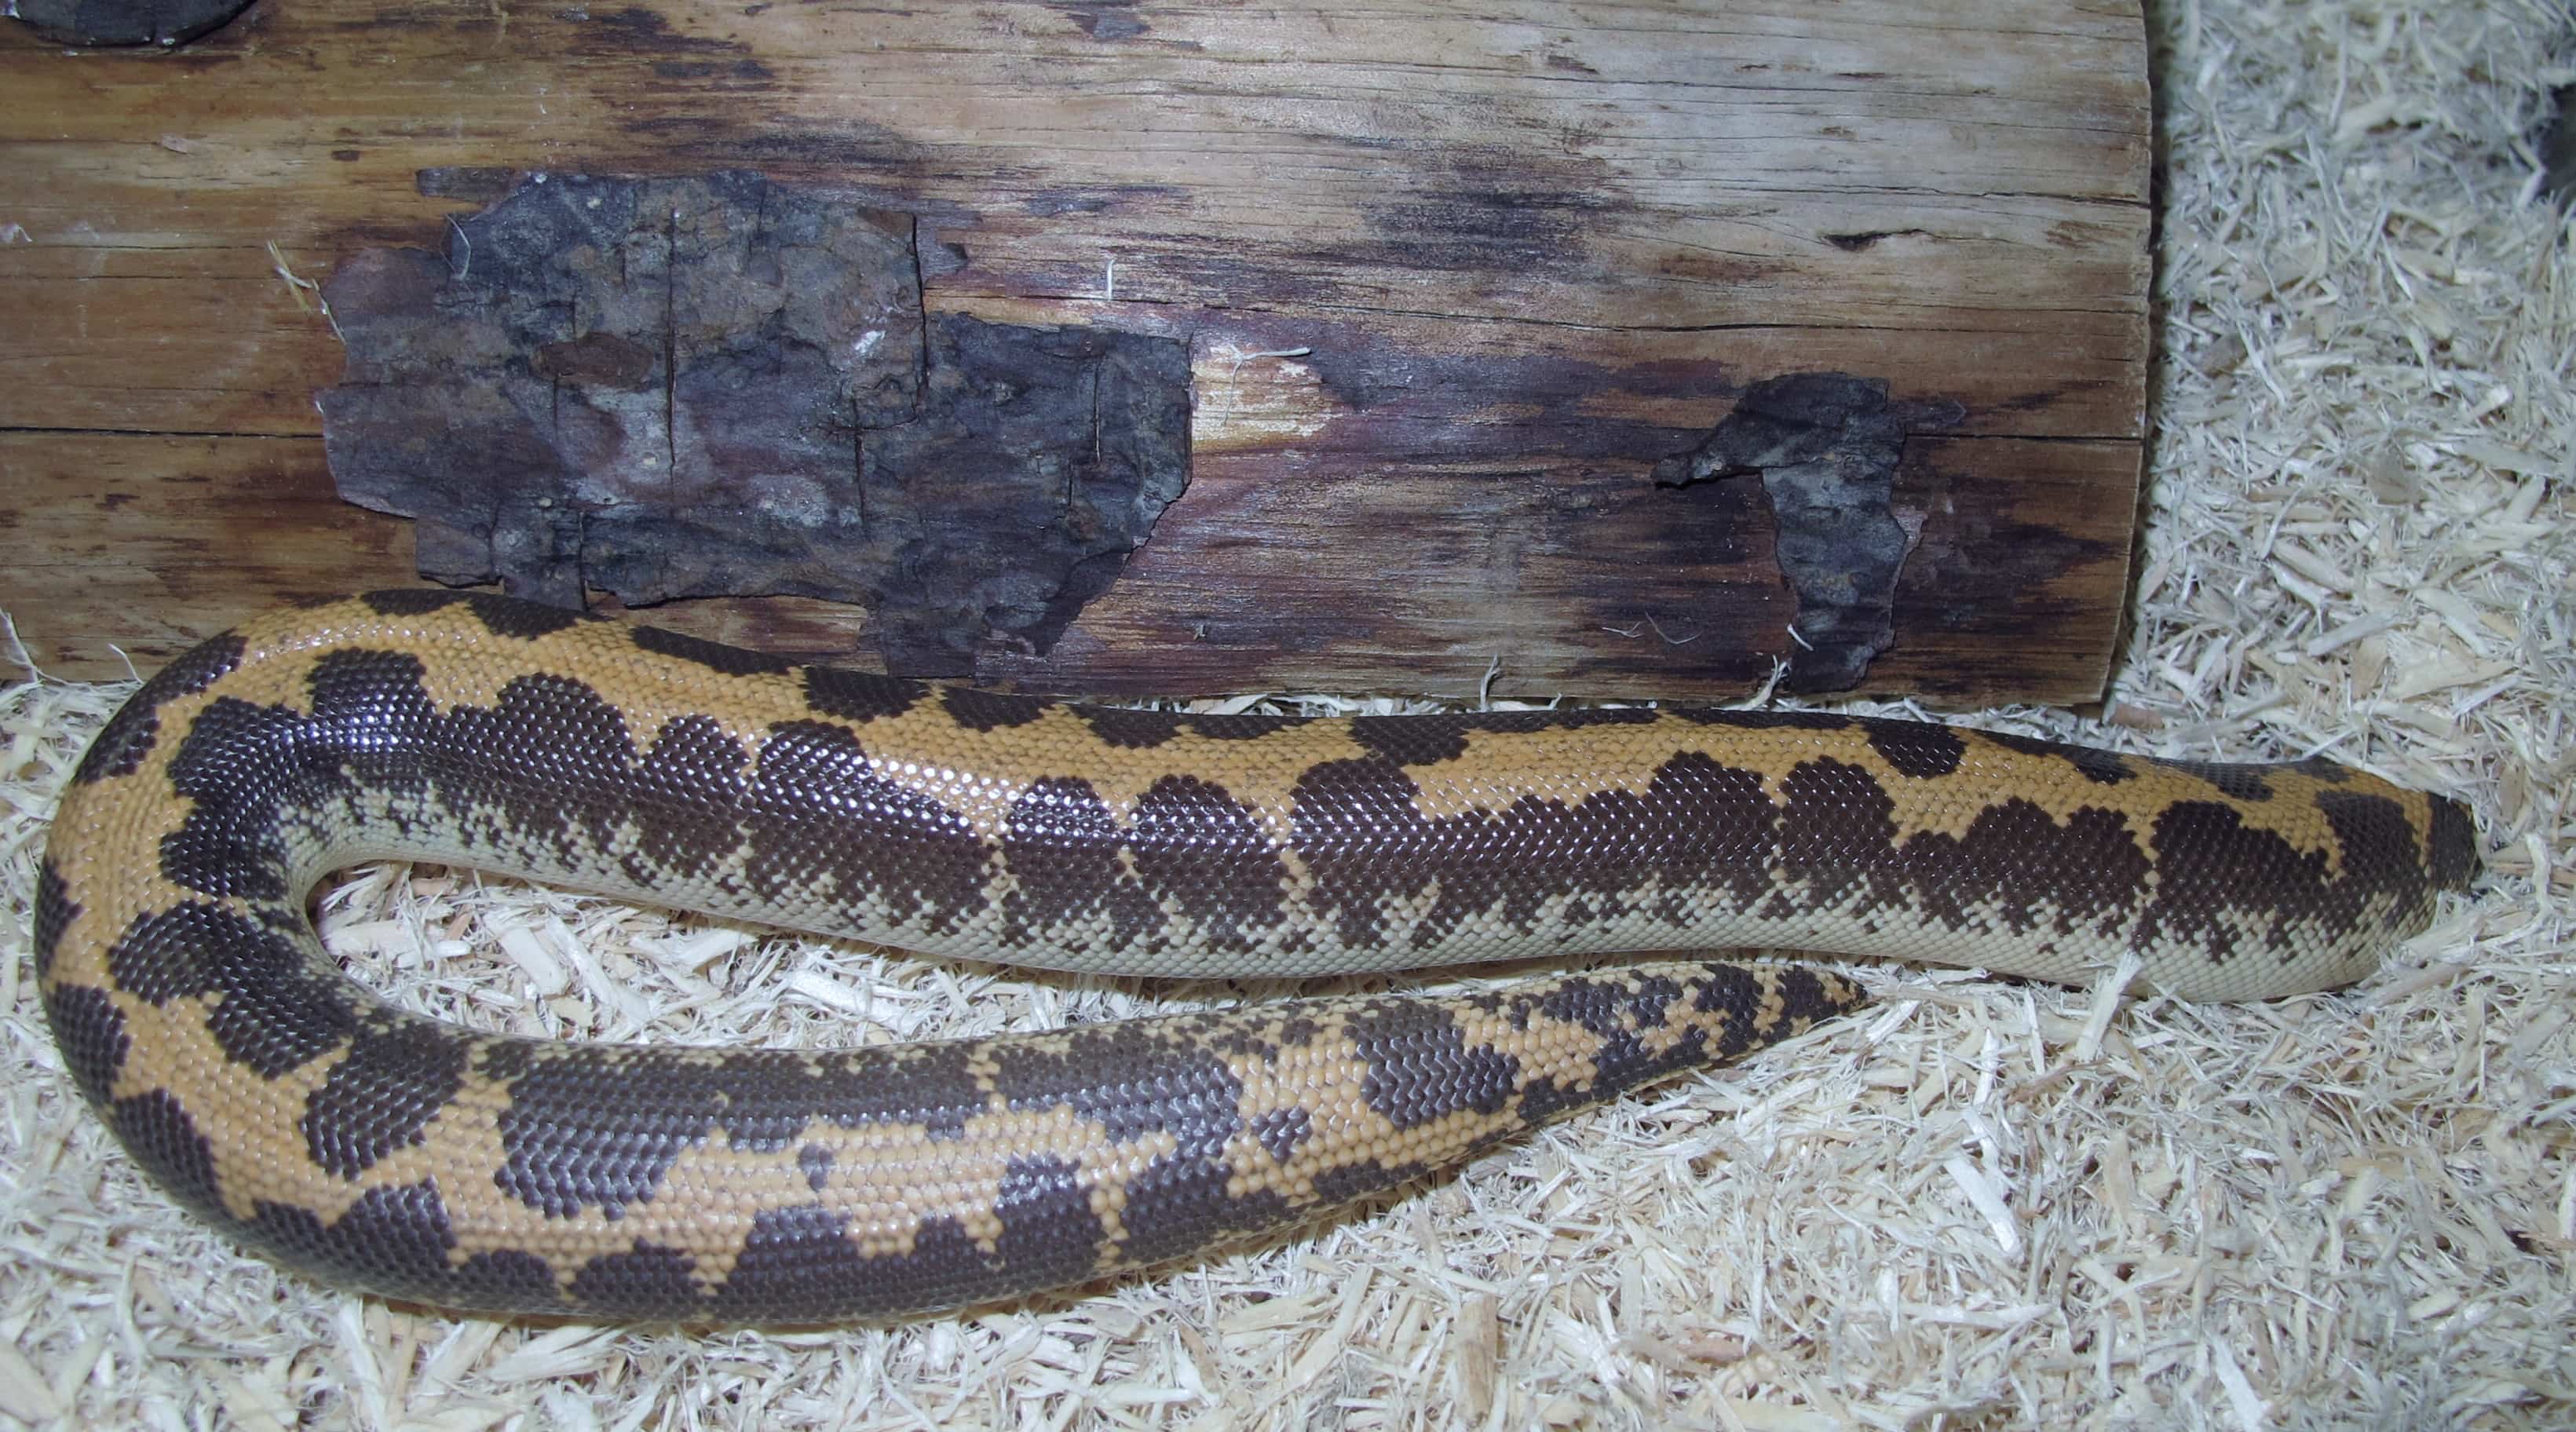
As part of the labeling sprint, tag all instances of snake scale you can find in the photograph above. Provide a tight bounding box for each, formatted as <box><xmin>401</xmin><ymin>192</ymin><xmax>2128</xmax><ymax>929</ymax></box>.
<box><xmin>38</xmin><ymin>591</ymin><xmax>2476</xmax><ymax>1322</ymax></box>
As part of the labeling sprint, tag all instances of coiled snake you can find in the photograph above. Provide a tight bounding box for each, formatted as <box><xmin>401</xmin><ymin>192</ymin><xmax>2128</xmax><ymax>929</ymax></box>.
<box><xmin>36</xmin><ymin>592</ymin><xmax>2477</xmax><ymax>1321</ymax></box>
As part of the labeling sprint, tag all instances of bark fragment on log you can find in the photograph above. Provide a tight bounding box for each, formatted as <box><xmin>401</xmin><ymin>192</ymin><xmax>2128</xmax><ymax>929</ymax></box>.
<box><xmin>320</xmin><ymin>172</ymin><xmax>1193</xmax><ymax>677</ymax></box>
<box><xmin>7</xmin><ymin>0</ymin><xmax>251</xmax><ymax>46</ymax></box>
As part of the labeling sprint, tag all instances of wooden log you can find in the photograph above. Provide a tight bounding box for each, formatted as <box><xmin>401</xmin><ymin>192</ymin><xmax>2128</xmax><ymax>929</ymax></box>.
<box><xmin>0</xmin><ymin>0</ymin><xmax>2150</xmax><ymax>703</ymax></box>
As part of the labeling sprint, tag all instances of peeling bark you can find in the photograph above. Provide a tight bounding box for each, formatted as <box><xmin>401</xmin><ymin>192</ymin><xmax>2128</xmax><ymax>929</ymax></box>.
<box><xmin>1656</xmin><ymin>374</ymin><xmax>1964</xmax><ymax>692</ymax></box>
<box><xmin>318</xmin><ymin>171</ymin><xmax>1191</xmax><ymax>678</ymax></box>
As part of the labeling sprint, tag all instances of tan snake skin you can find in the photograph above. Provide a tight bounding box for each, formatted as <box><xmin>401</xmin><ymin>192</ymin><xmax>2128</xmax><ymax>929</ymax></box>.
<box><xmin>37</xmin><ymin>592</ymin><xmax>2477</xmax><ymax>1321</ymax></box>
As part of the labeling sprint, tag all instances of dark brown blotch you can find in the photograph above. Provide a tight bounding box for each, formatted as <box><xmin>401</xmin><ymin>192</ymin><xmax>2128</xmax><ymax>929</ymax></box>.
<box><xmin>568</xmin><ymin>1240</ymin><xmax>704</xmax><ymax>1318</ymax></box>
<box><xmin>1127</xmin><ymin>775</ymin><xmax>1291</xmax><ymax>955</ymax></box>
<box><xmin>493</xmin><ymin>1054</ymin><xmax>722</xmax><ymax>1219</ymax></box>
<box><xmin>1074</xmin><ymin>707</ymin><xmax>1188</xmax><ymax>750</ymax></box>
<box><xmin>1864</xmin><ymin>720</ymin><xmax>1966</xmax><ymax>779</ymax></box>
<box><xmin>156</xmin><ymin>692</ymin><xmax>330</xmax><ymax>902</ymax></box>
<box><xmin>441</xmin><ymin>673</ymin><xmax>654</xmax><ymax>864</ymax></box>
<box><xmin>798</xmin><ymin>1142</ymin><xmax>834</xmax><ymax>1193</ymax></box>
<box><xmin>1305</xmin><ymin>1157</ymin><xmax>1431</xmax><ymax>1211</ymax></box>
<box><xmin>454</xmin><ymin>1248</ymin><xmax>567</xmax><ymax>1311</ymax></box>
<box><xmin>72</xmin><ymin>631</ymin><xmax>246</xmax><ymax>785</ymax></box>
<box><xmin>1513</xmin><ymin>973</ymin><xmax>1702</xmax><ymax>1123</ymax></box>
<box><xmin>1111</xmin><ymin>1152</ymin><xmax>1296</xmax><ymax>1269</ymax></box>
<box><xmin>1076</xmin><ymin>707</ymin><xmax>1311</xmax><ymax>749</ymax></box>
<box><xmin>1775</xmin><ymin>756</ymin><xmax>1906</xmax><ymax>911</ymax></box>
<box><xmin>31</xmin><ymin>859</ymin><xmax>74</xmax><ymax>981</ymax></box>
<box><xmin>988</xmin><ymin>1022</ymin><xmax>1245</xmax><ymax>1148</ymax></box>
<box><xmin>2426</xmin><ymin>793</ymin><xmax>2479</xmax><ymax>890</ymax></box>
<box><xmin>621</xmin><ymin>714</ymin><xmax>755</xmax><ymax>876</ymax></box>
<box><xmin>244</xmin><ymin>1181</ymin><xmax>461</xmax><ymax>1301</ymax></box>
<box><xmin>1339</xmin><ymin>1000</ymin><xmax>1519</xmax><ymax>1130</ymax></box>
<box><xmin>360</xmin><ymin>588</ymin><xmax>474</xmax><ymax>618</ymax></box>
<box><xmin>2139</xmin><ymin>793</ymin><xmax>2424</xmax><ymax>976</ymax></box>
<box><xmin>462</xmin><ymin>592</ymin><xmax>594</xmax><ymax>641</ymax></box>
<box><xmin>1184</xmin><ymin>712</ymin><xmax>1310</xmax><ymax>741</ymax></box>
<box><xmin>301</xmin><ymin>1019</ymin><xmax>473</xmax><ymax>1178</ymax></box>
<box><xmin>1350</xmin><ymin>707</ymin><xmax>1660</xmax><ymax>767</ymax></box>
<box><xmin>1976</xmin><ymin>729</ymin><xmax>2137</xmax><ymax>785</ymax></box>
<box><xmin>988</xmin><ymin>1155</ymin><xmax>1108</xmax><ymax>1295</ymax></box>
<box><xmin>42</xmin><ymin>983</ymin><xmax>130</xmax><ymax>1105</ymax></box>
<box><xmin>708</xmin><ymin>1204</ymin><xmax>870</xmax><ymax>1322</ymax></box>
<box><xmin>630</xmin><ymin>622</ymin><xmax>798</xmax><ymax>676</ymax></box>
<box><xmin>104</xmin><ymin>903</ymin><xmax>356</xmax><ymax>1078</ymax></box>
<box><xmin>1291</xmin><ymin>750</ymin><xmax>1783</xmax><ymax>951</ymax></box>
<box><xmin>999</xmin><ymin>776</ymin><xmax>1164</xmax><ymax>954</ymax></box>
<box><xmin>1770</xmin><ymin>966</ymin><xmax>1868</xmax><ymax>1027</ymax></box>
<box><xmin>744</xmin><ymin>721</ymin><xmax>991</xmax><ymax>935</ymax></box>
<box><xmin>2151</xmin><ymin>757</ymin><xmax>2275</xmax><ymax>802</ymax></box>
<box><xmin>941</xmin><ymin>686</ymin><xmax>1050</xmax><ymax>732</ymax></box>
<box><xmin>802</xmin><ymin>665</ymin><xmax>924</xmax><ymax>723</ymax></box>
<box><xmin>1903</xmin><ymin>800</ymin><xmax>2150</xmax><ymax>941</ymax></box>
<box><xmin>494</xmin><ymin>1041</ymin><xmax>994</xmax><ymax>1218</ymax></box>
<box><xmin>360</xmin><ymin>589</ymin><xmax>597</xmax><ymax>640</ymax></box>
<box><xmin>108</xmin><ymin>1089</ymin><xmax>225</xmax><ymax>1218</ymax></box>
<box><xmin>1249</xmin><ymin>1106</ymin><xmax>1314</xmax><ymax>1164</ymax></box>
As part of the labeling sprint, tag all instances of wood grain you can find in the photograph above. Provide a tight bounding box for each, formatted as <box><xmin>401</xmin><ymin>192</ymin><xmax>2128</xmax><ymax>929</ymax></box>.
<box><xmin>0</xmin><ymin>0</ymin><xmax>2150</xmax><ymax>701</ymax></box>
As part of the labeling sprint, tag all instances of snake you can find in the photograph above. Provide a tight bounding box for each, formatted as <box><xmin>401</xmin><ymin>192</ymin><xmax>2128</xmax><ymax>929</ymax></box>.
<box><xmin>35</xmin><ymin>590</ymin><xmax>2476</xmax><ymax>1323</ymax></box>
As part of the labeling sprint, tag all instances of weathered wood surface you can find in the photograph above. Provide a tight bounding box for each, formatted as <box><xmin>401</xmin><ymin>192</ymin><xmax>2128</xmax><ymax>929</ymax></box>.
<box><xmin>0</xmin><ymin>0</ymin><xmax>2150</xmax><ymax>702</ymax></box>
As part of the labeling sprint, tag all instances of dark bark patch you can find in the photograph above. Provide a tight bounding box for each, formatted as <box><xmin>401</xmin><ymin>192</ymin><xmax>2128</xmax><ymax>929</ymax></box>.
<box><xmin>321</xmin><ymin>174</ymin><xmax>1190</xmax><ymax>676</ymax></box>
<box><xmin>1656</xmin><ymin>373</ymin><xmax>1963</xmax><ymax>691</ymax></box>
<box><xmin>8</xmin><ymin>0</ymin><xmax>251</xmax><ymax>47</ymax></box>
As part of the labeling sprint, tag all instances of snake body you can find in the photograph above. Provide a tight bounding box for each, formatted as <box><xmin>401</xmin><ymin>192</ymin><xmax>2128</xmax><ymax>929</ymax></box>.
<box><xmin>38</xmin><ymin>592</ymin><xmax>2476</xmax><ymax>1321</ymax></box>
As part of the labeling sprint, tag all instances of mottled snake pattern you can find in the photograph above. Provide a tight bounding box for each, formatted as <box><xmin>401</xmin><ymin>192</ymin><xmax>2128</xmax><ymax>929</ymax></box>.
<box><xmin>37</xmin><ymin>592</ymin><xmax>2477</xmax><ymax>1321</ymax></box>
